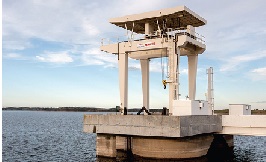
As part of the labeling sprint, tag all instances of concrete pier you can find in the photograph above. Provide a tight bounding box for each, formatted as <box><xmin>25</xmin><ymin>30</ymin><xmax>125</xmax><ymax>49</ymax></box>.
<box><xmin>96</xmin><ymin>134</ymin><xmax>116</xmax><ymax>158</ymax></box>
<box><xmin>83</xmin><ymin>114</ymin><xmax>226</xmax><ymax>160</ymax></box>
<box><xmin>132</xmin><ymin>134</ymin><xmax>214</xmax><ymax>159</ymax></box>
<box><xmin>83</xmin><ymin>115</ymin><xmax>222</xmax><ymax>137</ymax></box>
<box><xmin>81</xmin><ymin>4</ymin><xmax>266</xmax><ymax>161</ymax></box>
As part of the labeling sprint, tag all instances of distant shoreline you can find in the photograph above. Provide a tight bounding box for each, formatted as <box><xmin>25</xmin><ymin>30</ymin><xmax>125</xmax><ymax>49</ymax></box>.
<box><xmin>2</xmin><ymin>107</ymin><xmax>266</xmax><ymax>115</ymax></box>
<box><xmin>1</xmin><ymin>107</ymin><xmax>160</xmax><ymax>113</ymax></box>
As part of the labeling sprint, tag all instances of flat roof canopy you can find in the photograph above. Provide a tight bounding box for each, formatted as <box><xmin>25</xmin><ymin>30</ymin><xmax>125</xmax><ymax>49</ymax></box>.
<box><xmin>109</xmin><ymin>6</ymin><xmax>207</xmax><ymax>34</ymax></box>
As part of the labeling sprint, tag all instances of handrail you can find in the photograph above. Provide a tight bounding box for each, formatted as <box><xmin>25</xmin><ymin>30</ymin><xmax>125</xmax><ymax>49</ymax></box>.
<box><xmin>101</xmin><ymin>28</ymin><xmax>205</xmax><ymax>46</ymax></box>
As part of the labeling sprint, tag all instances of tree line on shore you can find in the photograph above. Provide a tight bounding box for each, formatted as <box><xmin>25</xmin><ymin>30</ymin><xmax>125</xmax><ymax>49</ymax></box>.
<box><xmin>2</xmin><ymin>107</ymin><xmax>265</xmax><ymax>115</ymax></box>
<box><xmin>2</xmin><ymin>107</ymin><xmax>161</xmax><ymax>112</ymax></box>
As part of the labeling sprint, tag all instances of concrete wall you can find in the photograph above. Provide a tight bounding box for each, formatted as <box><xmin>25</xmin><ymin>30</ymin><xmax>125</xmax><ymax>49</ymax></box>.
<box><xmin>83</xmin><ymin>115</ymin><xmax>222</xmax><ymax>137</ymax></box>
<box><xmin>96</xmin><ymin>134</ymin><xmax>216</xmax><ymax>159</ymax></box>
<box><xmin>132</xmin><ymin>134</ymin><xmax>214</xmax><ymax>159</ymax></box>
<box><xmin>96</xmin><ymin>134</ymin><xmax>116</xmax><ymax>157</ymax></box>
<box><xmin>219</xmin><ymin>115</ymin><xmax>266</xmax><ymax>136</ymax></box>
<box><xmin>95</xmin><ymin>133</ymin><xmax>234</xmax><ymax>160</ymax></box>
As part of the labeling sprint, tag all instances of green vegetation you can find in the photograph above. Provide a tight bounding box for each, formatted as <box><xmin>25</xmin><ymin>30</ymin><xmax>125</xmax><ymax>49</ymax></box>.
<box><xmin>2</xmin><ymin>107</ymin><xmax>161</xmax><ymax>113</ymax></box>
<box><xmin>2</xmin><ymin>107</ymin><xmax>266</xmax><ymax>115</ymax></box>
<box><xmin>215</xmin><ymin>109</ymin><xmax>266</xmax><ymax>115</ymax></box>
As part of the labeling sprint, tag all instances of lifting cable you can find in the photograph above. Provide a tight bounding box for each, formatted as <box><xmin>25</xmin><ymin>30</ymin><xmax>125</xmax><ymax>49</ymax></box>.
<box><xmin>160</xmin><ymin>18</ymin><xmax>169</xmax><ymax>89</ymax></box>
<box><xmin>131</xmin><ymin>22</ymin><xmax>135</xmax><ymax>41</ymax></box>
<box><xmin>161</xmin><ymin>50</ymin><xmax>164</xmax><ymax>80</ymax></box>
<box><xmin>161</xmin><ymin>45</ymin><xmax>167</xmax><ymax>89</ymax></box>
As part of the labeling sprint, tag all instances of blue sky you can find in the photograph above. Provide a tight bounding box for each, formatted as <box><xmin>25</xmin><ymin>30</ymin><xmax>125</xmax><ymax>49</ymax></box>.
<box><xmin>2</xmin><ymin>0</ymin><xmax>266</xmax><ymax>109</ymax></box>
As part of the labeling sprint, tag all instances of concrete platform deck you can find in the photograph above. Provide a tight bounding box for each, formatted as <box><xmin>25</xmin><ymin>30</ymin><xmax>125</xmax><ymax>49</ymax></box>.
<box><xmin>219</xmin><ymin>115</ymin><xmax>266</xmax><ymax>136</ymax></box>
<box><xmin>83</xmin><ymin>115</ymin><xmax>222</xmax><ymax>137</ymax></box>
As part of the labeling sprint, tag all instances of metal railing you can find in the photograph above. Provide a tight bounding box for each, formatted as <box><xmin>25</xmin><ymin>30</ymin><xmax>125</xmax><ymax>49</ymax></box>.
<box><xmin>101</xmin><ymin>33</ymin><xmax>146</xmax><ymax>46</ymax></box>
<box><xmin>101</xmin><ymin>28</ymin><xmax>205</xmax><ymax>46</ymax></box>
<box><xmin>168</xmin><ymin>28</ymin><xmax>205</xmax><ymax>43</ymax></box>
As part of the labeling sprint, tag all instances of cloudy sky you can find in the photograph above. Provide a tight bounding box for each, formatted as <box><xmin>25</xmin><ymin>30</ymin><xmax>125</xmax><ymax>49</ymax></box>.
<box><xmin>2</xmin><ymin>0</ymin><xmax>266</xmax><ymax>109</ymax></box>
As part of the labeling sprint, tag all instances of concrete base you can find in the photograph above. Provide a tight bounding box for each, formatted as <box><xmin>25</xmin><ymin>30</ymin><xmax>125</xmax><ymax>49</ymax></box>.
<box><xmin>132</xmin><ymin>134</ymin><xmax>213</xmax><ymax>159</ymax></box>
<box><xmin>96</xmin><ymin>134</ymin><xmax>116</xmax><ymax>158</ymax></box>
<box><xmin>84</xmin><ymin>115</ymin><xmax>222</xmax><ymax>137</ymax></box>
<box><xmin>83</xmin><ymin>114</ymin><xmax>235</xmax><ymax>160</ymax></box>
<box><xmin>95</xmin><ymin>134</ymin><xmax>234</xmax><ymax>161</ymax></box>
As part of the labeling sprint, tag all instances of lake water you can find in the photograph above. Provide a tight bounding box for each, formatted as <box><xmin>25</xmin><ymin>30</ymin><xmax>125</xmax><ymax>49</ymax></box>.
<box><xmin>2</xmin><ymin>111</ymin><xmax>266</xmax><ymax>161</ymax></box>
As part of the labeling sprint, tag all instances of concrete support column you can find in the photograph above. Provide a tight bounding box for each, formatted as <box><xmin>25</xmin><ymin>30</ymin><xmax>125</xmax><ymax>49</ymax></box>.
<box><xmin>168</xmin><ymin>43</ymin><xmax>174</xmax><ymax>115</ymax></box>
<box><xmin>187</xmin><ymin>25</ymin><xmax>195</xmax><ymax>37</ymax></box>
<box><xmin>97</xmin><ymin>134</ymin><xmax>116</xmax><ymax>158</ymax></box>
<box><xmin>119</xmin><ymin>53</ymin><xmax>128</xmax><ymax>114</ymax></box>
<box><xmin>145</xmin><ymin>23</ymin><xmax>154</xmax><ymax>36</ymax></box>
<box><xmin>188</xmin><ymin>55</ymin><xmax>198</xmax><ymax>100</ymax></box>
<box><xmin>169</xmin><ymin>43</ymin><xmax>179</xmax><ymax>115</ymax></box>
<box><xmin>140</xmin><ymin>59</ymin><xmax>149</xmax><ymax>111</ymax></box>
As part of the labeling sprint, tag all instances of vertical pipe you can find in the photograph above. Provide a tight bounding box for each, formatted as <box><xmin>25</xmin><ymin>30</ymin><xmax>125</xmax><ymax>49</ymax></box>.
<box><xmin>207</xmin><ymin>67</ymin><xmax>214</xmax><ymax>115</ymax></box>
<box><xmin>176</xmin><ymin>46</ymin><xmax>180</xmax><ymax>100</ymax></box>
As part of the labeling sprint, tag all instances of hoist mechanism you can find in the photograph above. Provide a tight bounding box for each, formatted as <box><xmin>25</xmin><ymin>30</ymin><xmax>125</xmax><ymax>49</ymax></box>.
<box><xmin>161</xmin><ymin>56</ymin><xmax>169</xmax><ymax>90</ymax></box>
<box><xmin>125</xmin><ymin>22</ymin><xmax>135</xmax><ymax>46</ymax></box>
<box><xmin>160</xmin><ymin>18</ymin><xmax>169</xmax><ymax>90</ymax></box>
<box><xmin>162</xmin><ymin>80</ymin><xmax>167</xmax><ymax>89</ymax></box>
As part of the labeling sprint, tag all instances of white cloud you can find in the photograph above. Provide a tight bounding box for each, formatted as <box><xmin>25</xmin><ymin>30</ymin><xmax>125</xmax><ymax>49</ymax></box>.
<box><xmin>3</xmin><ymin>40</ymin><xmax>32</xmax><ymax>50</ymax></box>
<box><xmin>4</xmin><ymin>53</ymin><xmax>22</xmax><ymax>59</ymax></box>
<box><xmin>83</xmin><ymin>48</ymin><xmax>102</xmax><ymax>55</ymax></box>
<box><xmin>2</xmin><ymin>0</ymin><xmax>103</xmax><ymax>49</ymax></box>
<box><xmin>3</xmin><ymin>0</ymin><xmax>266</xmax><ymax>73</ymax></box>
<box><xmin>198</xmin><ymin>0</ymin><xmax>266</xmax><ymax>62</ymax></box>
<box><xmin>82</xmin><ymin>18</ymin><xmax>100</xmax><ymax>36</ymax></box>
<box><xmin>180</xmin><ymin>69</ymin><xmax>188</xmax><ymax>75</ymax></box>
<box><xmin>81</xmin><ymin>53</ymin><xmax>105</xmax><ymax>65</ymax></box>
<box><xmin>80</xmin><ymin>48</ymin><xmax>117</xmax><ymax>66</ymax></box>
<box><xmin>246</xmin><ymin>66</ymin><xmax>266</xmax><ymax>81</ymax></box>
<box><xmin>252</xmin><ymin>67</ymin><xmax>266</xmax><ymax>76</ymax></box>
<box><xmin>220</xmin><ymin>50</ymin><xmax>266</xmax><ymax>72</ymax></box>
<box><xmin>36</xmin><ymin>52</ymin><xmax>73</xmax><ymax>63</ymax></box>
<box><xmin>233</xmin><ymin>52</ymin><xmax>266</xmax><ymax>62</ymax></box>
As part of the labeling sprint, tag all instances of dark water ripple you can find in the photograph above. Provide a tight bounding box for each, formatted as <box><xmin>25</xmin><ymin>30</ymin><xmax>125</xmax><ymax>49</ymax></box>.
<box><xmin>233</xmin><ymin>135</ymin><xmax>266</xmax><ymax>162</ymax></box>
<box><xmin>2</xmin><ymin>111</ymin><xmax>266</xmax><ymax>162</ymax></box>
<box><xmin>2</xmin><ymin>111</ymin><xmax>96</xmax><ymax>162</ymax></box>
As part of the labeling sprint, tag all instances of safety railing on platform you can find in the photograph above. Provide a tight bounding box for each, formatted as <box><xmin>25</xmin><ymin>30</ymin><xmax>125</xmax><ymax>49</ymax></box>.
<box><xmin>101</xmin><ymin>28</ymin><xmax>205</xmax><ymax>46</ymax></box>
<box><xmin>101</xmin><ymin>33</ymin><xmax>146</xmax><ymax>46</ymax></box>
<box><xmin>168</xmin><ymin>28</ymin><xmax>205</xmax><ymax>43</ymax></box>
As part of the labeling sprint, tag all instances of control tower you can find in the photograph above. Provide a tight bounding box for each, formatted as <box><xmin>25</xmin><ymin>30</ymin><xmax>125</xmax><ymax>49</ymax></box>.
<box><xmin>101</xmin><ymin>6</ymin><xmax>209</xmax><ymax>116</ymax></box>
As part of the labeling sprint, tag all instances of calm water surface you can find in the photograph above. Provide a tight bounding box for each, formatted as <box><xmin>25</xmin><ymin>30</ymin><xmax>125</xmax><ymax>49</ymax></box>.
<box><xmin>2</xmin><ymin>111</ymin><xmax>266</xmax><ymax>161</ymax></box>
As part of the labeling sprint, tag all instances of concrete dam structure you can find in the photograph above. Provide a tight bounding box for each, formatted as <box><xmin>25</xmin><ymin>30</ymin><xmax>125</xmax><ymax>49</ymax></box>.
<box><xmin>83</xmin><ymin>5</ymin><xmax>266</xmax><ymax>161</ymax></box>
